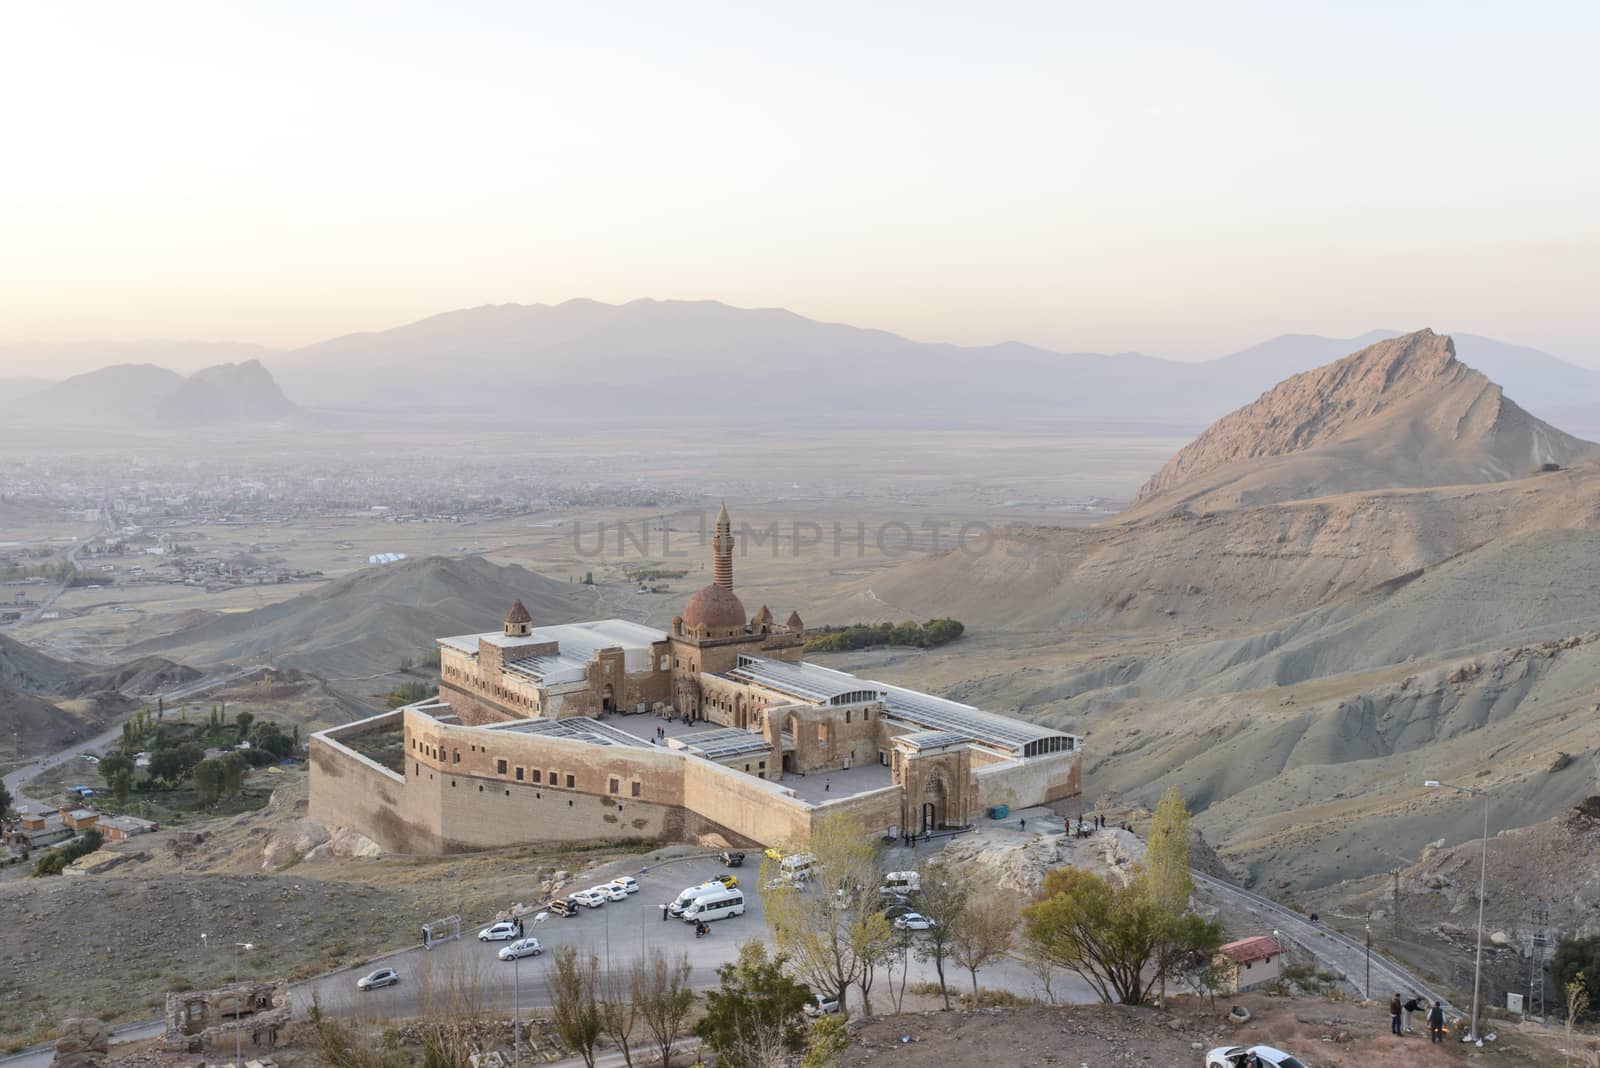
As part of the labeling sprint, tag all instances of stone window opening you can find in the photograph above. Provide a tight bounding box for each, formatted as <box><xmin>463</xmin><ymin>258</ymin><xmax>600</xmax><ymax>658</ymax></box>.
<box><xmin>565</xmin><ymin>773</ymin><xmax>575</xmax><ymax>788</ymax></box>
<box><xmin>453</xmin><ymin>750</ymin><xmax>460</xmax><ymax>763</ymax></box>
<box><xmin>531</xmin><ymin>769</ymin><xmax>542</xmax><ymax>784</ymax></box>
<box><xmin>515</xmin><ymin>767</ymin><xmax>525</xmax><ymax>781</ymax></box>
<box><xmin>497</xmin><ymin>759</ymin><xmax>508</xmax><ymax>775</ymax></box>
<box><xmin>631</xmin><ymin>782</ymin><xmax>641</xmax><ymax>798</ymax></box>
<box><xmin>608</xmin><ymin>778</ymin><xmax>619</xmax><ymax>794</ymax></box>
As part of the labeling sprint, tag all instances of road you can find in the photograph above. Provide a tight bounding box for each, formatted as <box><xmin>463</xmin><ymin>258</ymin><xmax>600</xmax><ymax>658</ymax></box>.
<box><xmin>1191</xmin><ymin>871</ymin><xmax>1456</xmax><ymax>1015</ymax></box>
<box><xmin>2</xmin><ymin>666</ymin><xmax>270</xmax><ymax>802</ymax></box>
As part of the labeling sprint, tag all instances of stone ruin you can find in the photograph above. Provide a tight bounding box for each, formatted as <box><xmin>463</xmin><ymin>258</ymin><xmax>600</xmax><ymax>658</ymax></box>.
<box><xmin>163</xmin><ymin>979</ymin><xmax>289</xmax><ymax>1055</ymax></box>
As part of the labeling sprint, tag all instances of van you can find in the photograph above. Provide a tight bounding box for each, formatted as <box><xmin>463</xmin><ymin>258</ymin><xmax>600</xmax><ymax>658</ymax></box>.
<box><xmin>681</xmin><ymin>888</ymin><xmax>745</xmax><ymax>923</ymax></box>
<box><xmin>779</xmin><ymin>853</ymin><xmax>816</xmax><ymax>881</ymax></box>
<box><xmin>880</xmin><ymin>871</ymin><xmax>920</xmax><ymax>896</ymax></box>
<box><xmin>670</xmin><ymin>881</ymin><xmax>725</xmax><ymax>917</ymax></box>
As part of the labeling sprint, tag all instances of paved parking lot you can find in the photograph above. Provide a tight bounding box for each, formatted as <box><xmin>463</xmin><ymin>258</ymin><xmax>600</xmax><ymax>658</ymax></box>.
<box><xmin>299</xmin><ymin>853</ymin><xmax>765</xmax><ymax>1019</ymax></box>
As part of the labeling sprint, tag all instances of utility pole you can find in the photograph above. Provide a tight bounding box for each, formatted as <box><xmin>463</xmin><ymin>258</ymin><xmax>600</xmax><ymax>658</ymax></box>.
<box><xmin>1426</xmin><ymin>779</ymin><xmax>1491</xmax><ymax>1042</ymax></box>
<box><xmin>1364</xmin><ymin>912</ymin><xmax>1372</xmax><ymax>1002</ymax></box>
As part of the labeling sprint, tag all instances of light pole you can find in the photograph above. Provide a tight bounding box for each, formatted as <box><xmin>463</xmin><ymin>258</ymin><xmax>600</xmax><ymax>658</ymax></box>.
<box><xmin>232</xmin><ymin>941</ymin><xmax>254</xmax><ymax>1067</ymax></box>
<box><xmin>1426</xmin><ymin>779</ymin><xmax>1490</xmax><ymax>1042</ymax></box>
<box><xmin>514</xmin><ymin>912</ymin><xmax>547</xmax><ymax>1068</ymax></box>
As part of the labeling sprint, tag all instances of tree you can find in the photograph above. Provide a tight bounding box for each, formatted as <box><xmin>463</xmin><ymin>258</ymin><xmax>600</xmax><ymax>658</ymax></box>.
<box><xmin>633</xmin><ymin>947</ymin><xmax>694</xmax><ymax>1068</ymax></box>
<box><xmin>549</xmin><ymin>945</ymin><xmax>602</xmax><ymax>1068</ymax></box>
<box><xmin>110</xmin><ymin>768</ymin><xmax>133</xmax><ymax>806</ymax></box>
<box><xmin>98</xmin><ymin>751</ymin><xmax>134</xmax><ymax>786</ymax></box>
<box><xmin>1023</xmin><ymin>867</ymin><xmax>1222</xmax><ymax>1005</ymax></box>
<box><xmin>695</xmin><ymin>941</ymin><xmax>812</xmax><ymax>1068</ymax></box>
<box><xmin>1566</xmin><ymin>972</ymin><xmax>1589</xmax><ymax>1068</ymax></box>
<box><xmin>910</xmin><ymin>856</ymin><xmax>969</xmax><ymax>1009</ymax></box>
<box><xmin>764</xmin><ymin>810</ymin><xmax>892</xmax><ymax>1017</ymax></box>
<box><xmin>218</xmin><ymin>752</ymin><xmax>247</xmax><ymax>799</ymax></box>
<box><xmin>192</xmin><ymin>759</ymin><xmax>224</xmax><ymax>806</ymax></box>
<box><xmin>234</xmin><ymin>709</ymin><xmax>254</xmax><ymax>740</ymax></box>
<box><xmin>0</xmin><ymin>778</ymin><xmax>11</xmax><ymax>819</ymax></box>
<box><xmin>799</xmin><ymin>1013</ymin><xmax>851</xmax><ymax>1068</ymax></box>
<box><xmin>950</xmin><ymin>895</ymin><xmax>1018</xmax><ymax>1006</ymax></box>
<box><xmin>597</xmin><ymin>958</ymin><xmax>640</xmax><ymax>1068</ymax></box>
<box><xmin>1145</xmin><ymin>785</ymin><xmax>1195</xmax><ymax>1003</ymax></box>
<box><xmin>1553</xmin><ymin>935</ymin><xmax>1600</xmax><ymax>994</ymax></box>
<box><xmin>148</xmin><ymin>741</ymin><xmax>204</xmax><ymax>786</ymax></box>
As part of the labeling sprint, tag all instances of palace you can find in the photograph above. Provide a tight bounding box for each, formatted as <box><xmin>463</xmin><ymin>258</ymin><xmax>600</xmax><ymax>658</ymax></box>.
<box><xmin>309</xmin><ymin>505</ymin><xmax>1082</xmax><ymax>853</ymax></box>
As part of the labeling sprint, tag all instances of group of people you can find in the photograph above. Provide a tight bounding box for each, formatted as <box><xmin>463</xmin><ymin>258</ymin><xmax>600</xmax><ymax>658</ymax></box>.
<box><xmin>1389</xmin><ymin>992</ymin><xmax>1449</xmax><ymax>1043</ymax></box>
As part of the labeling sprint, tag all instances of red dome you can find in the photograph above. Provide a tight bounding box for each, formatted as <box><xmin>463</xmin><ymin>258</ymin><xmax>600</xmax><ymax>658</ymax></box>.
<box><xmin>682</xmin><ymin>583</ymin><xmax>747</xmax><ymax>630</ymax></box>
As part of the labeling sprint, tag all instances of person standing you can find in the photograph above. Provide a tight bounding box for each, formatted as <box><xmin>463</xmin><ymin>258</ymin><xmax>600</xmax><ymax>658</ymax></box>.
<box><xmin>1403</xmin><ymin>995</ymin><xmax>1422</xmax><ymax>1033</ymax></box>
<box><xmin>1427</xmin><ymin>1000</ymin><xmax>1445</xmax><ymax>1043</ymax></box>
<box><xmin>1389</xmin><ymin>992</ymin><xmax>1403</xmax><ymax>1036</ymax></box>
<box><xmin>660</xmin><ymin>903</ymin><xmax>669</xmax><ymax>922</ymax></box>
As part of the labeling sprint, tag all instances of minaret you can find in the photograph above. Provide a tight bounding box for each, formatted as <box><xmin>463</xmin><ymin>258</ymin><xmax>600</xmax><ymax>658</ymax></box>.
<box><xmin>712</xmin><ymin>501</ymin><xmax>734</xmax><ymax>591</ymax></box>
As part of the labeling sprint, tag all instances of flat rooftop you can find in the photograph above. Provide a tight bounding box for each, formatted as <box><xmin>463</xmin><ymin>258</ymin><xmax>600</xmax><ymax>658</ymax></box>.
<box><xmin>440</xmin><ymin>618</ymin><xmax>668</xmax><ymax>673</ymax></box>
<box><xmin>781</xmin><ymin>762</ymin><xmax>895</xmax><ymax>804</ymax></box>
<box><xmin>490</xmin><ymin>716</ymin><xmax>651</xmax><ymax>749</ymax></box>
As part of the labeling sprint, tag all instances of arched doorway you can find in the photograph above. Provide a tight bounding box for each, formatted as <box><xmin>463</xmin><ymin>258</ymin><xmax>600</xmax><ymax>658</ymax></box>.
<box><xmin>601</xmin><ymin>684</ymin><xmax>614</xmax><ymax>714</ymax></box>
<box><xmin>919</xmin><ymin>771</ymin><xmax>948</xmax><ymax>833</ymax></box>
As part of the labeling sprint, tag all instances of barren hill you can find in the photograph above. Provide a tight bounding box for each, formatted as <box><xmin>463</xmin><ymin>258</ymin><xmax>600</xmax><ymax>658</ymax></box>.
<box><xmin>154</xmin><ymin>358</ymin><xmax>298</xmax><ymax>425</ymax></box>
<box><xmin>1131</xmin><ymin>329</ymin><xmax>1598</xmax><ymax>514</ymax></box>
<box><xmin>0</xmin><ymin>632</ymin><xmax>88</xmax><ymax>695</ymax></box>
<box><xmin>124</xmin><ymin>555</ymin><xmax>599</xmax><ymax>680</ymax></box>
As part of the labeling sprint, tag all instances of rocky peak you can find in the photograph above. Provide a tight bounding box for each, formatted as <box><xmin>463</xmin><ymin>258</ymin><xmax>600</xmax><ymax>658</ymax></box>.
<box><xmin>1130</xmin><ymin>329</ymin><xmax>1597</xmax><ymax>512</ymax></box>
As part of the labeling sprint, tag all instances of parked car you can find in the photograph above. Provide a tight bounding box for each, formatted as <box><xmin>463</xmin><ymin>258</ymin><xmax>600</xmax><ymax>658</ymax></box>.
<box><xmin>477</xmin><ymin>921</ymin><xmax>521</xmax><ymax>941</ymax></box>
<box><xmin>570</xmin><ymin>889</ymin><xmax>608</xmax><ymax>909</ymax></box>
<box><xmin>82</xmin><ymin>755</ymin><xmax>100</xmax><ymax>764</ymax></box>
<box><xmin>357</xmin><ymin>968</ymin><xmax>399</xmax><ymax>990</ymax></box>
<box><xmin>594</xmin><ymin>884</ymin><xmax>628</xmax><ymax>902</ymax></box>
<box><xmin>893</xmin><ymin>912</ymin><xmax>936</xmax><ymax>931</ymax></box>
<box><xmin>883</xmin><ymin>902</ymin><xmax>915</xmax><ymax>920</ymax></box>
<box><xmin>721</xmin><ymin>851</ymin><xmax>746</xmax><ymax>867</ymax></box>
<box><xmin>498</xmin><ymin>937</ymin><xmax>543</xmax><ymax>961</ymax></box>
<box><xmin>802</xmin><ymin>994</ymin><xmax>841</xmax><ymax>1017</ymax></box>
<box><xmin>608</xmin><ymin>876</ymin><xmax>640</xmax><ymax>895</ymax></box>
<box><xmin>714</xmin><ymin>874</ymin><xmax>739</xmax><ymax>889</ymax></box>
<box><xmin>544</xmin><ymin>899</ymin><xmax>578</xmax><ymax>918</ymax></box>
<box><xmin>1205</xmin><ymin>1046</ymin><xmax>1309</xmax><ymax>1068</ymax></box>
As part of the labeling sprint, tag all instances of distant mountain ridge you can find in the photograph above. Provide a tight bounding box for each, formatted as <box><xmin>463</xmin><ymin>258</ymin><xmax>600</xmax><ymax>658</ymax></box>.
<box><xmin>10</xmin><ymin>301</ymin><xmax>1598</xmax><ymax>432</ymax></box>
<box><xmin>19</xmin><ymin>359</ymin><xmax>299</xmax><ymax>428</ymax></box>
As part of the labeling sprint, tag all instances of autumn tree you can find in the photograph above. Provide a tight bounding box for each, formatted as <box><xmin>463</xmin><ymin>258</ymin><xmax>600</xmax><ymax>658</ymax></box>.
<box><xmin>950</xmin><ymin>895</ymin><xmax>1019</xmax><ymax>1005</ymax></box>
<box><xmin>1145</xmin><ymin>785</ymin><xmax>1195</xmax><ymax>1003</ymax></box>
<box><xmin>633</xmin><ymin>947</ymin><xmax>694</xmax><ymax>1068</ymax></box>
<box><xmin>910</xmin><ymin>856</ymin><xmax>969</xmax><ymax>1009</ymax></box>
<box><xmin>694</xmin><ymin>941</ymin><xmax>812</xmax><ymax>1068</ymax></box>
<box><xmin>549</xmin><ymin>944</ymin><xmax>603</xmax><ymax>1068</ymax></box>
<box><xmin>764</xmin><ymin>810</ymin><xmax>894</xmax><ymax>1017</ymax></box>
<box><xmin>1023</xmin><ymin>867</ymin><xmax>1221</xmax><ymax>1005</ymax></box>
<box><xmin>597</xmin><ymin>960</ymin><xmax>640</xmax><ymax>1068</ymax></box>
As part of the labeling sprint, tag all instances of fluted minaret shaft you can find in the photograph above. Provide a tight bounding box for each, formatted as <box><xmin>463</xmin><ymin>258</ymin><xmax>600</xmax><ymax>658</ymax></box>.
<box><xmin>713</xmin><ymin>503</ymin><xmax>734</xmax><ymax>590</ymax></box>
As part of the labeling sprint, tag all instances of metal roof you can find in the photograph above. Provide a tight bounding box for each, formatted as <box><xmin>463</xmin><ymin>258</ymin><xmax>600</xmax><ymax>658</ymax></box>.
<box><xmin>896</xmin><ymin>730</ymin><xmax>969</xmax><ymax>751</ymax></box>
<box><xmin>491</xmin><ymin>717</ymin><xmax>650</xmax><ymax>749</ymax></box>
<box><xmin>725</xmin><ymin>655</ymin><xmax>1074</xmax><ymax>756</ymax></box>
<box><xmin>440</xmin><ymin>619</ymin><xmax>667</xmax><ymax>674</ymax></box>
<box><xmin>675</xmin><ymin>727</ymin><xmax>773</xmax><ymax>760</ymax></box>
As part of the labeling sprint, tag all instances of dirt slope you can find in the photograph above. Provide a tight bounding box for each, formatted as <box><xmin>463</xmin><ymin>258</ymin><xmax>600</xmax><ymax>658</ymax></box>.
<box><xmin>1131</xmin><ymin>329</ymin><xmax>1598</xmax><ymax>515</ymax></box>
<box><xmin>124</xmin><ymin>555</ymin><xmax>598</xmax><ymax>679</ymax></box>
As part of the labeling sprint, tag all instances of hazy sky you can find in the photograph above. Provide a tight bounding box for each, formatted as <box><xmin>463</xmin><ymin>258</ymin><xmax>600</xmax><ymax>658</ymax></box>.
<box><xmin>3</xmin><ymin>1</ymin><xmax>1597</xmax><ymax>369</ymax></box>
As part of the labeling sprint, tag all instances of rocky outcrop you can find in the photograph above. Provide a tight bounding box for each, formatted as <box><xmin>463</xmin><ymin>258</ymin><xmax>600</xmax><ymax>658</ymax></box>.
<box><xmin>939</xmin><ymin>827</ymin><xmax>1146</xmax><ymax>894</ymax></box>
<box><xmin>50</xmin><ymin>1018</ymin><xmax>107</xmax><ymax>1068</ymax></box>
<box><xmin>1132</xmin><ymin>329</ymin><xmax>1598</xmax><ymax>512</ymax></box>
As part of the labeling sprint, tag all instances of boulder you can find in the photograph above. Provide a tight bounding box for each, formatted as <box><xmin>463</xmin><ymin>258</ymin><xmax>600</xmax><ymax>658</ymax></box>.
<box><xmin>51</xmin><ymin>1018</ymin><xmax>108</xmax><ymax>1068</ymax></box>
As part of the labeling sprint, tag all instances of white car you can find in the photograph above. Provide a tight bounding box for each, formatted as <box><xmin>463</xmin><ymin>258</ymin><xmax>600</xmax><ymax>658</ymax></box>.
<box><xmin>570</xmin><ymin>889</ymin><xmax>607</xmax><ymax>909</ymax></box>
<box><xmin>357</xmin><ymin>967</ymin><xmax>399</xmax><ymax>990</ymax></box>
<box><xmin>608</xmin><ymin>876</ymin><xmax>640</xmax><ymax>894</ymax></box>
<box><xmin>1205</xmin><ymin>1046</ymin><xmax>1309</xmax><ymax>1068</ymax></box>
<box><xmin>594</xmin><ymin>884</ymin><xmax>628</xmax><ymax>902</ymax></box>
<box><xmin>802</xmin><ymin>994</ymin><xmax>841</xmax><ymax>1018</ymax></box>
<box><xmin>497</xmin><ymin>937</ymin><xmax>543</xmax><ymax>960</ymax></box>
<box><xmin>477</xmin><ymin>921</ymin><xmax>521</xmax><ymax>941</ymax></box>
<box><xmin>893</xmin><ymin>912</ymin><xmax>936</xmax><ymax>931</ymax></box>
